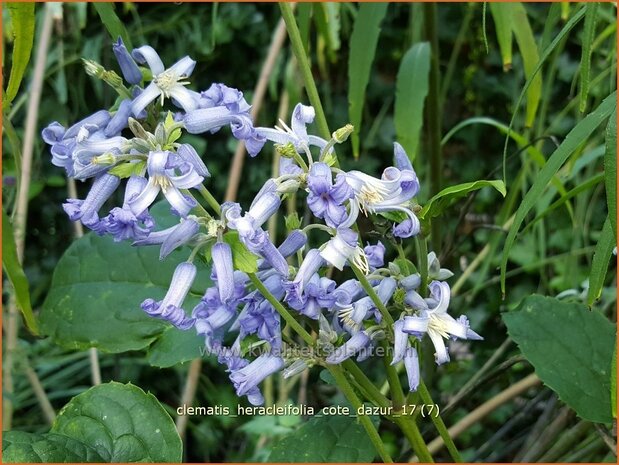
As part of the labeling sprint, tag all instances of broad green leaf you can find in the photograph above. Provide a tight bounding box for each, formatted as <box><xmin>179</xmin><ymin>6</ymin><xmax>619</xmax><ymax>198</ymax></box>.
<box><xmin>604</xmin><ymin>109</ymin><xmax>617</xmax><ymax>238</ymax></box>
<box><xmin>501</xmin><ymin>91</ymin><xmax>617</xmax><ymax>294</ymax></box>
<box><xmin>2</xmin><ymin>207</ymin><xmax>38</xmax><ymax>334</ymax></box>
<box><xmin>611</xmin><ymin>343</ymin><xmax>617</xmax><ymax>418</ymax></box>
<box><xmin>587</xmin><ymin>217</ymin><xmax>615</xmax><ymax>306</ymax></box>
<box><xmin>503</xmin><ymin>295</ymin><xmax>615</xmax><ymax>423</ymax></box>
<box><xmin>579</xmin><ymin>3</ymin><xmax>599</xmax><ymax>113</ymax></box>
<box><xmin>347</xmin><ymin>2</ymin><xmax>388</xmax><ymax>158</ymax></box>
<box><xmin>419</xmin><ymin>180</ymin><xmax>506</xmax><ymax>220</ymax></box>
<box><xmin>51</xmin><ymin>382</ymin><xmax>182</xmax><ymax>462</ymax></box>
<box><xmin>223</xmin><ymin>231</ymin><xmax>259</xmax><ymax>273</ymax></box>
<box><xmin>489</xmin><ymin>3</ymin><xmax>513</xmax><ymax>70</ymax></box>
<box><xmin>395</xmin><ymin>42</ymin><xmax>430</xmax><ymax>161</ymax></box>
<box><xmin>40</xmin><ymin>232</ymin><xmax>209</xmax><ymax>353</ymax></box>
<box><xmin>4</xmin><ymin>3</ymin><xmax>35</xmax><ymax>107</ymax></box>
<box><xmin>268</xmin><ymin>414</ymin><xmax>378</xmax><ymax>462</ymax></box>
<box><xmin>2</xmin><ymin>431</ymin><xmax>105</xmax><ymax>463</ymax></box>
<box><xmin>93</xmin><ymin>3</ymin><xmax>132</xmax><ymax>49</ymax></box>
<box><xmin>146</xmin><ymin>325</ymin><xmax>204</xmax><ymax>368</ymax></box>
<box><xmin>510</xmin><ymin>3</ymin><xmax>542</xmax><ymax>127</ymax></box>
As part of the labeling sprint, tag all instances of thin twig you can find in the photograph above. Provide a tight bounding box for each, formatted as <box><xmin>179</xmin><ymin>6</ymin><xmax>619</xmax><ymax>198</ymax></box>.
<box><xmin>225</xmin><ymin>14</ymin><xmax>290</xmax><ymax>202</ymax></box>
<box><xmin>3</xmin><ymin>4</ymin><xmax>55</xmax><ymax>430</ymax></box>
<box><xmin>176</xmin><ymin>358</ymin><xmax>202</xmax><ymax>439</ymax></box>
<box><xmin>24</xmin><ymin>363</ymin><xmax>56</xmax><ymax>425</ymax></box>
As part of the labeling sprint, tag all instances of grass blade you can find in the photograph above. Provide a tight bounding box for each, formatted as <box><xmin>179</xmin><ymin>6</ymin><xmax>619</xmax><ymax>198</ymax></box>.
<box><xmin>489</xmin><ymin>3</ymin><xmax>513</xmax><ymax>70</ymax></box>
<box><xmin>4</xmin><ymin>2</ymin><xmax>35</xmax><ymax>108</ymax></box>
<box><xmin>395</xmin><ymin>42</ymin><xmax>430</xmax><ymax>162</ymax></box>
<box><xmin>347</xmin><ymin>2</ymin><xmax>389</xmax><ymax>158</ymax></box>
<box><xmin>511</xmin><ymin>3</ymin><xmax>542</xmax><ymax>127</ymax></box>
<box><xmin>500</xmin><ymin>91</ymin><xmax>617</xmax><ymax>295</ymax></box>
<box><xmin>2</xmin><ymin>207</ymin><xmax>38</xmax><ymax>335</ymax></box>
<box><xmin>579</xmin><ymin>2</ymin><xmax>599</xmax><ymax>113</ymax></box>
<box><xmin>604</xmin><ymin>109</ymin><xmax>616</xmax><ymax>238</ymax></box>
<box><xmin>93</xmin><ymin>3</ymin><xmax>132</xmax><ymax>49</ymax></box>
<box><xmin>587</xmin><ymin>217</ymin><xmax>614</xmax><ymax>307</ymax></box>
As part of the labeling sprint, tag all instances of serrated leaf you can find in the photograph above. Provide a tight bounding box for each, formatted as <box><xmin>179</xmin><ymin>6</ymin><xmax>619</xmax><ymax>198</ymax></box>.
<box><xmin>2</xmin><ymin>207</ymin><xmax>38</xmax><ymax>334</ymax></box>
<box><xmin>107</xmin><ymin>160</ymin><xmax>146</xmax><ymax>179</ymax></box>
<box><xmin>579</xmin><ymin>2</ymin><xmax>599</xmax><ymax>113</ymax></box>
<box><xmin>419</xmin><ymin>180</ymin><xmax>506</xmax><ymax>220</ymax></box>
<box><xmin>4</xmin><ymin>3</ymin><xmax>35</xmax><ymax>107</ymax></box>
<box><xmin>223</xmin><ymin>231</ymin><xmax>259</xmax><ymax>273</ymax></box>
<box><xmin>501</xmin><ymin>91</ymin><xmax>616</xmax><ymax>294</ymax></box>
<box><xmin>587</xmin><ymin>217</ymin><xmax>615</xmax><ymax>306</ymax></box>
<box><xmin>489</xmin><ymin>3</ymin><xmax>513</xmax><ymax>70</ymax></box>
<box><xmin>503</xmin><ymin>295</ymin><xmax>615</xmax><ymax>423</ymax></box>
<box><xmin>395</xmin><ymin>42</ymin><xmax>430</xmax><ymax>161</ymax></box>
<box><xmin>2</xmin><ymin>431</ymin><xmax>105</xmax><ymax>463</ymax></box>
<box><xmin>604</xmin><ymin>109</ymin><xmax>617</xmax><ymax>238</ymax></box>
<box><xmin>268</xmin><ymin>414</ymin><xmax>378</xmax><ymax>462</ymax></box>
<box><xmin>347</xmin><ymin>2</ymin><xmax>389</xmax><ymax>158</ymax></box>
<box><xmin>51</xmin><ymin>382</ymin><xmax>182</xmax><ymax>462</ymax></box>
<box><xmin>146</xmin><ymin>325</ymin><xmax>205</xmax><ymax>368</ymax></box>
<box><xmin>93</xmin><ymin>3</ymin><xmax>132</xmax><ymax>49</ymax></box>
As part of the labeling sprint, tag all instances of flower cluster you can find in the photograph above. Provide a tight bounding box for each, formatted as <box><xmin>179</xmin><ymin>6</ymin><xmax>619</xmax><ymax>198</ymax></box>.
<box><xmin>44</xmin><ymin>39</ymin><xmax>482</xmax><ymax>406</ymax></box>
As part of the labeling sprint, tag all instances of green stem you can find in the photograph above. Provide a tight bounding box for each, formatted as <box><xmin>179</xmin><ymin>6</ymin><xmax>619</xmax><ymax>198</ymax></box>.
<box><xmin>328</xmin><ymin>365</ymin><xmax>394</xmax><ymax>463</ymax></box>
<box><xmin>350</xmin><ymin>264</ymin><xmax>395</xmax><ymax>327</ymax></box>
<box><xmin>418</xmin><ymin>381</ymin><xmax>462</xmax><ymax>462</ymax></box>
<box><xmin>279</xmin><ymin>2</ymin><xmax>331</xmax><ymax>141</ymax></box>
<box><xmin>393</xmin><ymin>416</ymin><xmax>434</xmax><ymax>463</ymax></box>
<box><xmin>343</xmin><ymin>360</ymin><xmax>391</xmax><ymax>407</ymax></box>
<box><xmin>197</xmin><ymin>185</ymin><xmax>222</xmax><ymax>215</ymax></box>
<box><xmin>424</xmin><ymin>2</ymin><xmax>443</xmax><ymax>253</ymax></box>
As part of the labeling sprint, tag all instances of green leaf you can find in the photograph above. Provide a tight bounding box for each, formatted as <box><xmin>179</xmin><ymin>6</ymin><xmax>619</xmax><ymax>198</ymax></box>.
<box><xmin>223</xmin><ymin>231</ymin><xmax>259</xmax><ymax>273</ymax></box>
<box><xmin>146</xmin><ymin>325</ymin><xmax>204</xmax><ymax>368</ymax></box>
<box><xmin>510</xmin><ymin>3</ymin><xmax>542</xmax><ymax>127</ymax></box>
<box><xmin>395</xmin><ymin>42</ymin><xmax>431</xmax><ymax>161</ymax></box>
<box><xmin>419</xmin><ymin>180</ymin><xmax>506</xmax><ymax>220</ymax></box>
<box><xmin>40</xmin><ymin>232</ymin><xmax>209</xmax><ymax>353</ymax></box>
<box><xmin>611</xmin><ymin>343</ymin><xmax>617</xmax><ymax>418</ymax></box>
<box><xmin>315</xmin><ymin>3</ymin><xmax>340</xmax><ymax>59</ymax></box>
<box><xmin>93</xmin><ymin>3</ymin><xmax>132</xmax><ymax>49</ymax></box>
<box><xmin>503</xmin><ymin>295</ymin><xmax>615</xmax><ymax>423</ymax></box>
<box><xmin>2</xmin><ymin>207</ymin><xmax>38</xmax><ymax>334</ymax></box>
<box><xmin>501</xmin><ymin>91</ymin><xmax>616</xmax><ymax>294</ymax></box>
<box><xmin>268</xmin><ymin>414</ymin><xmax>378</xmax><ymax>462</ymax></box>
<box><xmin>587</xmin><ymin>217</ymin><xmax>615</xmax><ymax>306</ymax></box>
<box><xmin>347</xmin><ymin>2</ymin><xmax>388</xmax><ymax>158</ymax></box>
<box><xmin>51</xmin><ymin>382</ymin><xmax>182</xmax><ymax>462</ymax></box>
<box><xmin>489</xmin><ymin>3</ymin><xmax>513</xmax><ymax>70</ymax></box>
<box><xmin>579</xmin><ymin>2</ymin><xmax>599</xmax><ymax>113</ymax></box>
<box><xmin>2</xmin><ymin>431</ymin><xmax>105</xmax><ymax>463</ymax></box>
<box><xmin>4</xmin><ymin>3</ymin><xmax>35</xmax><ymax>107</ymax></box>
<box><xmin>604</xmin><ymin>109</ymin><xmax>617</xmax><ymax>238</ymax></box>
<box><xmin>108</xmin><ymin>160</ymin><xmax>146</xmax><ymax>179</ymax></box>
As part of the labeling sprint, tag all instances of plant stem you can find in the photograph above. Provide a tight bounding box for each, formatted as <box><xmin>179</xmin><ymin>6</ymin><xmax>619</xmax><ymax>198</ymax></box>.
<box><xmin>424</xmin><ymin>2</ymin><xmax>443</xmax><ymax>253</ymax></box>
<box><xmin>279</xmin><ymin>2</ymin><xmax>331</xmax><ymax>141</ymax></box>
<box><xmin>393</xmin><ymin>416</ymin><xmax>434</xmax><ymax>463</ymax></box>
<box><xmin>418</xmin><ymin>381</ymin><xmax>463</xmax><ymax>462</ymax></box>
<box><xmin>197</xmin><ymin>185</ymin><xmax>221</xmax><ymax>215</ymax></box>
<box><xmin>350</xmin><ymin>264</ymin><xmax>395</xmax><ymax>327</ymax></box>
<box><xmin>327</xmin><ymin>365</ymin><xmax>394</xmax><ymax>463</ymax></box>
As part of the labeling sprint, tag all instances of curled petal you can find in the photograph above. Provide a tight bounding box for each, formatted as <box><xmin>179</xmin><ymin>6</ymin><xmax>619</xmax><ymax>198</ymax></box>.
<box><xmin>131</xmin><ymin>45</ymin><xmax>165</xmax><ymax>74</ymax></box>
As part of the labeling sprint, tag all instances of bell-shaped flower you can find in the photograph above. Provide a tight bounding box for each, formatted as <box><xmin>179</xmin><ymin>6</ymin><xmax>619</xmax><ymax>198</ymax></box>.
<box><xmin>306</xmin><ymin>162</ymin><xmax>353</xmax><ymax>227</ymax></box>
<box><xmin>287</xmin><ymin>274</ymin><xmax>336</xmax><ymax>320</ymax></box>
<box><xmin>128</xmin><ymin>150</ymin><xmax>203</xmax><ymax>218</ymax></box>
<box><xmin>364</xmin><ymin>241</ymin><xmax>386</xmax><ymax>269</ymax></box>
<box><xmin>229</xmin><ymin>353</ymin><xmax>285</xmax><ymax>406</ymax></box>
<box><xmin>177</xmin><ymin>144</ymin><xmax>210</xmax><ymax>177</ymax></box>
<box><xmin>141</xmin><ymin>262</ymin><xmax>196</xmax><ymax>330</ymax></box>
<box><xmin>401</xmin><ymin>281</ymin><xmax>483</xmax><ymax>365</ymax></box>
<box><xmin>212</xmin><ymin>242</ymin><xmax>235</xmax><ymax>303</ymax></box>
<box><xmin>326</xmin><ymin>330</ymin><xmax>372</xmax><ymax>364</ymax></box>
<box><xmin>320</xmin><ymin>227</ymin><xmax>368</xmax><ymax>273</ymax></box>
<box><xmin>238</xmin><ymin>298</ymin><xmax>282</xmax><ymax>350</ymax></box>
<box><xmin>130</xmin><ymin>45</ymin><xmax>197</xmax><ymax>115</ymax></box>
<box><xmin>63</xmin><ymin>173</ymin><xmax>120</xmax><ymax>233</ymax></box>
<box><xmin>133</xmin><ymin>217</ymin><xmax>200</xmax><ymax>259</ymax></box>
<box><xmin>284</xmin><ymin>248</ymin><xmax>324</xmax><ymax>303</ymax></box>
<box><xmin>103</xmin><ymin>175</ymin><xmax>155</xmax><ymax>242</ymax></box>
<box><xmin>104</xmin><ymin>99</ymin><xmax>133</xmax><ymax>137</ymax></box>
<box><xmin>112</xmin><ymin>37</ymin><xmax>142</xmax><ymax>85</ymax></box>
<box><xmin>339</xmin><ymin>277</ymin><xmax>396</xmax><ymax>331</ymax></box>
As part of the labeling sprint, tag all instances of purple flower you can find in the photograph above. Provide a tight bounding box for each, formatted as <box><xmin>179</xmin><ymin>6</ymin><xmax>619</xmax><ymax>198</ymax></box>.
<box><xmin>393</xmin><ymin>217</ymin><xmax>420</xmax><ymax>239</ymax></box>
<box><xmin>339</xmin><ymin>278</ymin><xmax>396</xmax><ymax>332</ymax></box>
<box><xmin>212</xmin><ymin>242</ymin><xmax>235</xmax><ymax>303</ymax></box>
<box><xmin>306</xmin><ymin>163</ymin><xmax>353</xmax><ymax>227</ymax></box>
<box><xmin>229</xmin><ymin>354</ymin><xmax>284</xmax><ymax>405</ymax></box>
<box><xmin>320</xmin><ymin>228</ymin><xmax>367</xmax><ymax>272</ymax></box>
<box><xmin>364</xmin><ymin>241</ymin><xmax>386</xmax><ymax>269</ymax></box>
<box><xmin>63</xmin><ymin>173</ymin><xmax>120</xmax><ymax>233</ymax></box>
<box><xmin>326</xmin><ymin>331</ymin><xmax>372</xmax><ymax>364</ymax></box>
<box><xmin>130</xmin><ymin>45</ymin><xmax>197</xmax><ymax>115</ymax></box>
<box><xmin>284</xmin><ymin>248</ymin><xmax>324</xmax><ymax>303</ymax></box>
<box><xmin>112</xmin><ymin>37</ymin><xmax>142</xmax><ymax>85</ymax></box>
<box><xmin>239</xmin><ymin>299</ymin><xmax>281</xmax><ymax>350</ymax></box>
<box><xmin>128</xmin><ymin>150</ymin><xmax>203</xmax><ymax>217</ymax></box>
<box><xmin>133</xmin><ymin>217</ymin><xmax>200</xmax><ymax>259</ymax></box>
<box><xmin>287</xmin><ymin>274</ymin><xmax>336</xmax><ymax>320</ymax></box>
<box><xmin>141</xmin><ymin>262</ymin><xmax>196</xmax><ymax>330</ymax></box>
<box><xmin>104</xmin><ymin>99</ymin><xmax>133</xmax><ymax>137</ymax></box>
<box><xmin>102</xmin><ymin>175</ymin><xmax>155</xmax><ymax>242</ymax></box>
<box><xmin>177</xmin><ymin>144</ymin><xmax>210</xmax><ymax>177</ymax></box>
<box><xmin>403</xmin><ymin>347</ymin><xmax>420</xmax><ymax>391</ymax></box>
